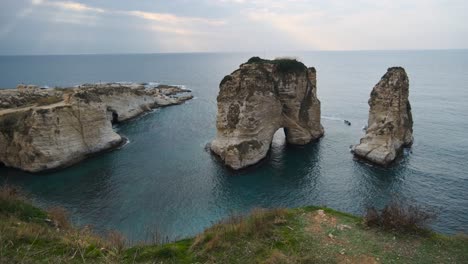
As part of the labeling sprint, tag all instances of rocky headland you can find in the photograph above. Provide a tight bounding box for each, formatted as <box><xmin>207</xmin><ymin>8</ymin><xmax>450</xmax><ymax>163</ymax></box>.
<box><xmin>211</xmin><ymin>57</ymin><xmax>324</xmax><ymax>170</ymax></box>
<box><xmin>0</xmin><ymin>83</ymin><xmax>192</xmax><ymax>172</ymax></box>
<box><xmin>353</xmin><ymin>67</ymin><xmax>413</xmax><ymax>166</ymax></box>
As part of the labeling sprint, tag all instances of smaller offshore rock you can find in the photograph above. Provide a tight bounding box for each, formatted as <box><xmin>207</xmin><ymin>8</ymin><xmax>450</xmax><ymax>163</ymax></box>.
<box><xmin>353</xmin><ymin>67</ymin><xmax>413</xmax><ymax>166</ymax></box>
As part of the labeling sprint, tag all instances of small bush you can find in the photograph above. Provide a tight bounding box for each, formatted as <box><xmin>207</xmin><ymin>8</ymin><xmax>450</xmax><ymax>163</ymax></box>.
<box><xmin>364</xmin><ymin>200</ymin><xmax>436</xmax><ymax>233</ymax></box>
<box><xmin>364</xmin><ymin>207</ymin><xmax>380</xmax><ymax>227</ymax></box>
<box><xmin>245</xmin><ymin>56</ymin><xmax>307</xmax><ymax>74</ymax></box>
<box><xmin>247</xmin><ymin>56</ymin><xmax>268</xmax><ymax>64</ymax></box>
<box><xmin>220</xmin><ymin>75</ymin><xmax>233</xmax><ymax>86</ymax></box>
<box><xmin>274</xmin><ymin>59</ymin><xmax>307</xmax><ymax>74</ymax></box>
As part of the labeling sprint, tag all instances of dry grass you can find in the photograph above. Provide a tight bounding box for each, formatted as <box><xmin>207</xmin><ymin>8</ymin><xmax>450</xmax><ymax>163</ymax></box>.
<box><xmin>0</xmin><ymin>184</ymin><xmax>23</xmax><ymax>201</ymax></box>
<box><xmin>106</xmin><ymin>230</ymin><xmax>127</xmax><ymax>253</ymax></box>
<box><xmin>191</xmin><ymin>208</ymin><xmax>288</xmax><ymax>253</ymax></box>
<box><xmin>34</xmin><ymin>96</ymin><xmax>63</xmax><ymax>106</ymax></box>
<box><xmin>47</xmin><ymin>206</ymin><xmax>71</xmax><ymax>229</ymax></box>
<box><xmin>143</xmin><ymin>226</ymin><xmax>170</xmax><ymax>245</ymax></box>
<box><xmin>263</xmin><ymin>250</ymin><xmax>295</xmax><ymax>264</ymax></box>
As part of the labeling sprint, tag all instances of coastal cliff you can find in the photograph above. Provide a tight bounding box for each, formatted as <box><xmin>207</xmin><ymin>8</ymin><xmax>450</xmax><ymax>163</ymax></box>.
<box><xmin>0</xmin><ymin>83</ymin><xmax>192</xmax><ymax>172</ymax></box>
<box><xmin>211</xmin><ymin>57</ymin><xmax>324</xmax><ymax>170</ymax></box>
<box><xmin>353</xmin><ymin>67</ymin><xmax>413</xmax><ymax>166</ymax></box>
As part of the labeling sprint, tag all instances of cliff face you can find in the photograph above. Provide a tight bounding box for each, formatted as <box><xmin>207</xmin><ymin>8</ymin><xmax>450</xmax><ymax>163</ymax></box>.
<box><xmin>0</xmin><ymin>83</ymin><xmax>192</xmax><ymax>172</ymax></box>
<box><xmin>353</xmin><ymin>67</ymin><xmax>413</xmax><ymax>166</ymax></box>
<box><xmin>0</xmin><ymin>101</ymin><xmax>122</xmax><ymax>172</ymax></box>
<box><xmin>211</xmin><ymin>58</ymin><xmax>324</xmax><ymax>170</ymax></box>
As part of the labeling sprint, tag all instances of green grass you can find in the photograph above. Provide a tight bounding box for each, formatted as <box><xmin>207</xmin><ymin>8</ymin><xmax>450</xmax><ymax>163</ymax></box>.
<box><xmin>1</xmin><ymin>185</ymin><xmax>467</xmax><ymax>263</ymax></box>
<box><xmin>34</xmin><ymin>96</ymin><xmax>63</xmax><ymax>106</ymax></box>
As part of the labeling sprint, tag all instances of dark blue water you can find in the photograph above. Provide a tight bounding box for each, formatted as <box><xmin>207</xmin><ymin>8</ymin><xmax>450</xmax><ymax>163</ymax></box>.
<box><xmin>1</xmin><ymin>51</ymin><xmax>467</xmax><ymax>242</ymax></box>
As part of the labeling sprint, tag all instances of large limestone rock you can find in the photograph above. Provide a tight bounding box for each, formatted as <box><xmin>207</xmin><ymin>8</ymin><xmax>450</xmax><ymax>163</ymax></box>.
<box><xmin>353</xmin><ymin>67</ymin><xmax>413</xmax><ymax>166</ymax></box>
<box><xmin>0</xmin><ymin>83</ymin><xmax>192</xmax><ymax>172</ymax></box>
<box><xmin>0</xmin><ymin>101</ymin><xmax>122</xmax><ymax>172</ymax></box>
<box><xmin>211</xmin><ymin>57</ymin><xmax>324</xmax><ymax>170</ymax></box>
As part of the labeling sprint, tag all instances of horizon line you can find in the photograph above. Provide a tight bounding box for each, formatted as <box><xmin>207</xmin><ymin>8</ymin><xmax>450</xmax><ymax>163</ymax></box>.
<box><xmin>1</xmin><ymin>48</ymin><xmax>467</xmax><ymax>57</ymax></box>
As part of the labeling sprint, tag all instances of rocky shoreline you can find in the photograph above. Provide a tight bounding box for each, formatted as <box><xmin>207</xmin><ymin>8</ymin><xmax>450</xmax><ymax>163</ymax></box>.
<box><xmin>0</xmin><ymin>83</ymin><xmax>193</xmax><ymax>172</ymax></box>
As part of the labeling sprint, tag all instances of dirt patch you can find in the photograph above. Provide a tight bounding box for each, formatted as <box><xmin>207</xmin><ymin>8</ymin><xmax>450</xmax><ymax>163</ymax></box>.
<box><xmin>337</xmin><ymin>254</ymin><xmax>380</xmax><ymax>264</ymax></box>
<box><xmin>305</xmin><ymin>210</ymin><xmax>338</xmax><ymax>233</ymax></box>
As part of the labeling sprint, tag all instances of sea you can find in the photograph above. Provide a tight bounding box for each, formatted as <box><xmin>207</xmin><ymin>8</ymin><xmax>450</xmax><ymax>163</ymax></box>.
<box><xmin>0</xmin><ymin>50</ymin><xmax>467</xmax><ymax>242</ymax></box>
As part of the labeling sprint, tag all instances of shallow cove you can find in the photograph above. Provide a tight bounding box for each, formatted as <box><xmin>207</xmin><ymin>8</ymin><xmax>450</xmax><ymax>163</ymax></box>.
<box><xmin>1</xmin><ymin>51</ymin><xmax>468</xmax><ymax>242</ymax></box>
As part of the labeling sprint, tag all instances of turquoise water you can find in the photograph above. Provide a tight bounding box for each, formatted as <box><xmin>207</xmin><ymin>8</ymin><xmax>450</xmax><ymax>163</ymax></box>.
<box><xmin>1</xmin><ymin>51</ymin><xmax>467</xmax><ymax>242</ymax></box>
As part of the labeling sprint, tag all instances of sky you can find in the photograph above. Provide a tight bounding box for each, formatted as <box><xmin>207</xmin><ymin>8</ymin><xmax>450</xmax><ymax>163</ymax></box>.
<box><xmin>0</xmin><ymin>0</ymin><xmax>467</xmax><ymax>55</ymax></box>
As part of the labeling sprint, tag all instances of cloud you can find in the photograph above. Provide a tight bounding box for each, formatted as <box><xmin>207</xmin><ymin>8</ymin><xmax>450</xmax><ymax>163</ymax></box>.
<box><xmin>126</xmin><ymin>10</ymin><xmax>225</xmax><ymax>26</ymax></box>
<box><xmin>0</xmin><ymin>0</ymin><xmax>466</xmax><ymax>54</ymax></box>
<box><xmin>29</xmin><ymin>0</ymin><xmax>225</xmax><ymax>34</ymax></box>
<box><xmin>246</xmin><ymin>9</ymin><xmax>336</xmax><ymax>50</ymax></box>
<box><xmin>39</xmin><ymin>0</ymin><xmax>105</xmax><ymax>13</ymax></box>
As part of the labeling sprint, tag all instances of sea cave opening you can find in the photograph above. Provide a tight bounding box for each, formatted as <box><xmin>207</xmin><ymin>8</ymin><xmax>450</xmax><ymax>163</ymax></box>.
<box><xmin>271</xmin><ymin>128</ymin><xmax>287</xmax><ymax>152</ymax></box>
<box><xmin>109</xmin><ymin>110</ymin><xmax>119</xmax><ymax>125</ymax></box>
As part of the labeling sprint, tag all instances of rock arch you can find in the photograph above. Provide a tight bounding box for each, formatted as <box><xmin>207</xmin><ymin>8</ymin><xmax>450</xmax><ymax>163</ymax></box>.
<box><xmin>210</xmin><ymin>58</ymin><xmax>324</xmax><ymax>170</ymax></box>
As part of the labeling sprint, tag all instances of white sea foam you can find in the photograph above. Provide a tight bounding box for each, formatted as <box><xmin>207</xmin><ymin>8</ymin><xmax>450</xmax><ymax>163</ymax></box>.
<box><xmin>117</xmin><ymin>137</ymin><xmax>131</xmax><ymax>149</ymax></box>
<box><xmin>321</xmin><ymin>116</ymin><xmax>343</xmax><ymax>121</ymax></box>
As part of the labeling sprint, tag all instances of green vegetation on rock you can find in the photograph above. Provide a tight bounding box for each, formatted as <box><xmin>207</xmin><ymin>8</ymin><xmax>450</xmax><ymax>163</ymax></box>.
<box><xmin>1</xmin><ymin>185</ymin><xmax>467</xmax><ymax>263</ymax></box>
<box><xmin>0</xmin><ymin>110</ymin><xmax>31</xmax><ymax>140</ymax></box>
<box><xmin>245</xmin><ymin>56</ymin><xmax>308</xmax><ymax>74</ymax></box>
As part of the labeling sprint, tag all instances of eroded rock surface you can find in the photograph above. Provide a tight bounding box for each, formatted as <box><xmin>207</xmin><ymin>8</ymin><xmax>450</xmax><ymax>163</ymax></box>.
<box><xmin>211</xmin><ymin>57</ymin><xmax>324</xmax><ymax>169</ymax></box>
<box><xmin>0</xmin><ymin>83</ymin><xmax>192</xmax><ymax>172</ymax></box>
<box><xmin>353</xmin><ymin>67</ymin><xmax>413</xmax><ymax>166</ymax></box>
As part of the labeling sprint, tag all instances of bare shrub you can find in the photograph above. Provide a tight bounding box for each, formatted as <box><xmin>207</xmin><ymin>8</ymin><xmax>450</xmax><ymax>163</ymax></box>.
<box><xmin>363</xmin><ymin>207</ymin><xmax>380</xmax><ymax>227</ymax></box>
<box><xmin>106</xmin><ymin>230</ymin><xmax>126</xmax><ymax>253</ymax></box>
<box><xmin>364</xmin><ymin>200</ymin><xmax>436</xmax><ymax>233</ymax></box>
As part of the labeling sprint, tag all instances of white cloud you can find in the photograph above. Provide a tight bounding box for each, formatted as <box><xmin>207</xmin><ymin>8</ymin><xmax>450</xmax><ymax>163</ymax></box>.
<box><xmin>34</xmin><ymin>0</ymin><xmax>105</xmax><ymax>13</ymax></box>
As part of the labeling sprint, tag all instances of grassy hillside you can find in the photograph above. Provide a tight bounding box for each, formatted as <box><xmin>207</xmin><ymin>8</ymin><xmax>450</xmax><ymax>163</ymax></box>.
<box><xmin>1</xmin><ymin>185</ymin><xmax>467</xmax><ymax>263</ymax></box>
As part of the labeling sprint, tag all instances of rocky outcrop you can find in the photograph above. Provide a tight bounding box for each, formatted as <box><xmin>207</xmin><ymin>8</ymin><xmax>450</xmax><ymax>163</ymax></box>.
<box><xmin>210</xmin><ymin>57</ymin><xmax>324</xmax><ymax>170</ymax></box>
<box><xmin>0</xmin><ymin>83</ymin><xmax>192</xmax><ymax>172</ymax></box>
<box><xmin>353</xmin><ymin>67</ymin><xmax>413</xmax><ymax>166</ymax></box>
<box><xmin>72</xmin><ymin>83</ymin><xmax>192</xmax><ymax>122</ymax></box>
